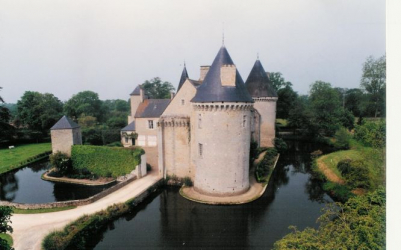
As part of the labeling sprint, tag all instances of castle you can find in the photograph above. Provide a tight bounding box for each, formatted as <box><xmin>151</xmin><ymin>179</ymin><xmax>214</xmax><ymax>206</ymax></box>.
<box><xmin>121</xmin><ymin>45</ymin><xmax>277</xmax><ymax>197</ymax></box>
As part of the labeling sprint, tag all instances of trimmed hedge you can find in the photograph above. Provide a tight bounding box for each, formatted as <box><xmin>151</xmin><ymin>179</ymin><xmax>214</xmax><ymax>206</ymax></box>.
<box><xmin>255</xmin><ymin>148</ymin><xmax>278</xmax><ymax>182</ymax></box>
<box><xmin>71</xmin><ymin>145</ymin><xmax>144</xmax><ymax>178</ymax></box>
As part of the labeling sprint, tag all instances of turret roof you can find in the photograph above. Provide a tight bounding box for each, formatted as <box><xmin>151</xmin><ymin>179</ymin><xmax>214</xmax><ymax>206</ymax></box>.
<box><xmin>177</xmin><ymin>65</ymin><xmax>189</xmax><ymax>91</ymax></box>
<box><xmin>191</xmin><ymin>46</ymin><xmax>254</xmax><ymax>103</ymax></box>
<box><xmin>50</xmin><ymin>116</ymin><xmax>80</xmax><ymax>130</ymax></box>
<box><xmin>245</xmin><ymin>60</ymin><xmax>277</xmax><ymax>97</ymax></box>
<box><xmin>130</xmin><ymin>85</ymin><xmax>141</xmax><ymax>96</ymax></box>
<box><xmin>121</xmin><ymin>121</ymin><xmax>136</xmax><ymax>131</ymax></box>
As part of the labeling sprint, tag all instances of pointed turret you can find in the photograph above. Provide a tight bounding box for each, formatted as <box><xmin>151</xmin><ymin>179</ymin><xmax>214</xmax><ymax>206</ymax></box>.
<box><xmin>191</xmin><ymin>46</ymin><xmax>253</xmax><ymax>103</ymax></box>
<box><xmin>177</xmin><ymin>64</ymin><xmax>189</xmax><ymax>91</ymax></box>
<box><xmin>245</xmin><ymin>60</ymin><xmax>277</xmax><ymax>98</ymax></box>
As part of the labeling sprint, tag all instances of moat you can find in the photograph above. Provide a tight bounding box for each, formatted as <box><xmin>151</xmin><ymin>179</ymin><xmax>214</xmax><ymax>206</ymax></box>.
<box><xmin>86</xmin><ymin>141</ymin><xmax>334</xmax><ymax>249</ymax></box>
<box><xmin>0</xmin><ymin>161</ymin><xmax>111</xmax><ymax>203</ymax></box>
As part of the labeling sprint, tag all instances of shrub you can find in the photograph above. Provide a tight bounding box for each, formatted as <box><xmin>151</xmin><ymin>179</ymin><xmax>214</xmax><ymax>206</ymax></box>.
<box><xmin>106</xmin><ymin>141</ymin><xmax>123</xmax><ymax>147</ymax></box>
<box><xmin>256</xmin><ymin>148</ymin><xmax>278</xmax><ymax>182</ymax></box>
<box><xmin>49</xmin><ymin>152</ymin><xmax>72</xmax><ymax>175</ymax></box>
<box><xmin>183</xmin><ymin>177</ymin><xmax>193</xmax><ymax>187</ymax></box>
<box><xmin>71</xmin><ymin>145</ymin><xmax>144</xmax><ymax>178</ymax></box>
<box><xmin>274</xmin><ymin>138</ymin><xmax>288</xmax><ymax>153</ymax></box>
<box><xmin>337</xmin><ymin>159</ymin><xmax>352</xmax><ymax>175</ymax></box>
<box><xmin>322</xmin><ymin>182</ymin><xmax>354</xmax><ymax>203</ymax></box>
<box><xmin>354</xmin><ymin>120</ymin><xmax>385</xmax><ymax>148</ymax></box>
<box><xmin>344</xmin><ymin>160</ymin><xmax>372</xmax><ymax>189</ymax></box>
<box><xmin>333</xmin><ymin>127</ymin><xmax>351</xmax><ymax>150</ymax></box>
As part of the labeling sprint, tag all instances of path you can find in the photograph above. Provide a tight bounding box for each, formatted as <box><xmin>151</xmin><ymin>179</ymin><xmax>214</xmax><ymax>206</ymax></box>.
<box><xmin>11</xmin><ymin>171</ymin><xmax>162</xmax><ymax>250</ymax></box>
<box><xmin>316</xmin><ymin>156</ymin><xmax>345</xmax><ymax>184</ymax></box>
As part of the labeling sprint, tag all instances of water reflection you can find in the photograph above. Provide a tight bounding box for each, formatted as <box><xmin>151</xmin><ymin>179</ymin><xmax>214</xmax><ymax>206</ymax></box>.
<box><xmin>90</xmin><ymin>141</ymin><xmax>334</xmax><ymax>250</ymax></box>
<box><xmin>0</xmin><ymin>160</ymin><xmax>112</xmax><ymax>203</ymax></box>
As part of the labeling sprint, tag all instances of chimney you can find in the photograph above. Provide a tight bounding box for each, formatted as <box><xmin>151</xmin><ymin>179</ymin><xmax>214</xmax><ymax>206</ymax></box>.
<box><xmin>139</xmin><ymin>87</ymin><xmax>145</xmax><ymax>102</ymax></box>
<box><xmin>199</xmin><ymin>65</ymin><xmax>210</xmax><ymax>82</ymax></box>
<box><xmin>170</xmin><ymin>91</ymin><xmax>175</xmax><ymax>100</ymax></box>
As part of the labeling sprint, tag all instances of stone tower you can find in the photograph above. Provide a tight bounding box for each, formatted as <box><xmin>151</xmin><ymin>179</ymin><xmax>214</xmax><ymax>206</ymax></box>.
<box><xmin>128</xmin><ymin>85</ymin><xmax>145</xmax><ymax>124</ymax></box>
<box><xmin>50</xmin><ymin>115</ymin><xmax>82</xmax><ymax>156</ymax></box>
<box><xmin>245</xmin><ymin>59</ymin><xmax>278</xmax><ymax>147</ymax></box>
<box><xmin>191</xmin><ymin>46</ymin><xmax>254</xmax><ymax>196</ymax></box>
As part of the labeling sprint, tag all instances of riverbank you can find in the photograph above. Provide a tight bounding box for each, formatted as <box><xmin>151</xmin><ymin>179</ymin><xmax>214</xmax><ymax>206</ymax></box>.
<box><xmin>10</xmin><ymin>172</ymin><xmax>162</xmax><ymax>250</ymax></box>
<box><xmin>0</xmin><ymin>143</ymin><xmax>51</xmax><ymax>174</ymax></box>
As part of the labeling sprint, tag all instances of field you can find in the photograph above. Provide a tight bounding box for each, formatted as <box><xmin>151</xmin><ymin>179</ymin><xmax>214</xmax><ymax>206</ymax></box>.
<box><xmin>0</xmin><ymin>143</ymin><xmax>51</xmax><ymax>174</ymax></box>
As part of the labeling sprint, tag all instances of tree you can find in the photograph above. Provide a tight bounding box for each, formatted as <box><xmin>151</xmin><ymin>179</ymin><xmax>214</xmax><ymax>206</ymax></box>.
<box><xmin>0</xmin><ymin>206</ymin><xmax>13</xmax><ymax>250</ymax></box>
<box><xmin>268</xmin><ymin>72</ymin><xmax>292</xmax><ymax>91</ymax></box>
<box><xmin>64</xmin><ymin>91</ymin><xmax>103</xmax><ymax>121</ymax></box>
<box><xmin>141</xmin><ymin>77</ymin><xmax>175</xmax><ymax>99</ymax></box>
<box><xmin>276</xmin><ymin>86</ymin><xmax>298</xmax><ymax>119</ymax></box>
<box><xmin>16</xmin><ymin>91</ymin><xmax>63</xmax><ymax>133</ymax></box>
<box><xmin>360</xmin><ymin>55</ymin><xmax>386</xmax><ymax>117</ymax></box>
<box><xmin>0</xmin><ymin>87</ymin><xmax>15</xmax><ymax>144</ymax></box>
<box><xmin>344</xmin><ymin>88</ymin><xmax>365</xmax><ymax>117</ymax></box>
<box><xmin>309</xmin><ymin>81</ymin><xmax>343</xmax><ymax>136</ymax></box>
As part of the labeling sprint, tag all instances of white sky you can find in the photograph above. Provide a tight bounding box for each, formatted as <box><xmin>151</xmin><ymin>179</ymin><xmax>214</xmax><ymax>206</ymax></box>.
<box><xmin>0</xmin><ymin>0</ymin><xmax>385</xmax><ymax>103</ymax></box>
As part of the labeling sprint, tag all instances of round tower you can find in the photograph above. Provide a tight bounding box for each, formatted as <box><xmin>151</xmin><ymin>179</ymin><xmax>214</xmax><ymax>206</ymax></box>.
<box><xmin>245</xmin><ymin>59</ymin><xmax>278</xmax><ymax>148</ymax></box>
<box><xmin>191</xmin><ymin>46</ymin><xmax>254</xmax><ymax>196</ymax></box>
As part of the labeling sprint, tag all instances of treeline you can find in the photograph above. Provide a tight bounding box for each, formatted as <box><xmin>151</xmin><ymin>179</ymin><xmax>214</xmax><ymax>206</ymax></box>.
<box><xmin>273</xmin><ymin>54</ymin><xmax>385</xmax><ymax>138</ymax></box>
<box><xmin>0</xmin><ymin>90</ymin><xmax>130</xmax><ymax>147</ymax></box>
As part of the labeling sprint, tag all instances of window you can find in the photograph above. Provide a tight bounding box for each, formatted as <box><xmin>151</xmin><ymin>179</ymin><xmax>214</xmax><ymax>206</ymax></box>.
<box><xmin>242</xmin><ymin>115</ymin><xmax>247</xmax><ymax>128</ymax></box>
<box><xmin>125</xmin><ymin>137</ymin><xmax>128</xmax><ymax>143</ymax></box>
<box><xmin>199</xmin><ymin>143</ymin><xmax>203</xmax><ymax>158</ymax></box>
<box><xmin>181</xmin><ymin>99</ymin><xmax>185</xmax><ymax>105</ymax></box>
<box><xmin>198</xmin><ymin>114</ymin><xmax>202</xmax><ymax>129</ymax></box>
<box><xmin>148</xmin><ymin>120</ymin><xmax>154</xmax><ymax>129</ymax></box>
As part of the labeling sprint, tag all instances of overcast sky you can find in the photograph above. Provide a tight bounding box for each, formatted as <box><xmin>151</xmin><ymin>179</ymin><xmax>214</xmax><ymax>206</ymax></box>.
<box><xmin>0</xmin><ymin>0</ymin><xmax>385</xmax><ymax>103</ymax></box>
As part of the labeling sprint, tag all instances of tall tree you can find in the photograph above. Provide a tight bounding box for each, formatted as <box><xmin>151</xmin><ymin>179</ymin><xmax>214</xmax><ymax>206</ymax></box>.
<box><xmin>0</xmin><ymin>206</ymin><xmax>13</xmax><ymax>250</ymax></box>
<box><xmin>360</xmin><ymin>55</ymin><xmax>386</xmax><ymax>117</ymax></box>
<box><xmin>269</xmin><ymin>72</ymin><xmax>292</xmax><ymax>91</ymax></box>
<box><xmin>142</xmin><ymin>77</ymin><xmax>175</xmax><ymax>99</ymax></box>
<box><xmin>0</xmin><ymin>87</ymin><xmax>15</xmax><ymax>144</ymax></box>
<box><xmin>64</xmin><ymin>91</ymin><xmax>103</xmax><ymax>121</ymax></box>
<box><xmin>17</xmin><ymin>91</ymin><xmax>63</xmax><ymax>133</ymax></box>
<box><xmin>276</xmin><ymin>86</ymin><xmax>298</xmax><ymax>119</ymax></box>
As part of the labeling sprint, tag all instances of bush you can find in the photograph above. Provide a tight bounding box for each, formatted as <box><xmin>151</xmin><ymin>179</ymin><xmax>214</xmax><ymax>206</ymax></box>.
<box><xmin>344</xmin><ymin>160</ymin><xmax>372</xmax><ymax>189</ymax></box>
<box><xmin>183</xmin><ymin>177</ymin><xmax>193</xmax><ymax>187</ymax></box>
<box><xmin>322</xmin><ymin>182</ymin><xmax>354</xmax><ymax>203</ymax></box>
<box><xmin>274</xmin><ymin>138</ymin><xmax>288</xmax><ymax>153</ymax></box>
<box><xmin>49</xmin><ymin>152</ymin><xmax>72</xmax><ymax>175</ymax></box>
<box><xmin>337</xmin><ymin>159</ymin><xmax>352</xmax><ymax>175</ymax></box>
<box><xmin>256</xmin><ymin>148</ymin><xmax>278</xmax><ymax>182</ymax></box>
<box><xmin>333</xmin><ymin>127</ymin><xmax>351</xmax><ymax>150</ymax></box>
<box><xmin>106</xmin><ymin>141</ymin><xmax>123</xmax><ymax>147</ymax></box>
<box><xmin>71</xmin><ymin>145</ymin><xmax>144</xmax><ymax>178</ymax></box>
<box><xmin>354</xmin><ymin>120</ymin><xmax>385</xmax><ymax>148</ymax></box>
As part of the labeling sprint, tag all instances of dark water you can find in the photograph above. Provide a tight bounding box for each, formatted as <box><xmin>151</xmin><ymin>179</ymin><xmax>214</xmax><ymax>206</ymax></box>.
<box><xmin>88</xmin><ymin>141</ymin><xmax>333</xmax><ymax>250</ymax></box>
<box><xmin>0</xmin><ymin>161</ymin><xmax>112</xmax><ymax>203</ymax></box>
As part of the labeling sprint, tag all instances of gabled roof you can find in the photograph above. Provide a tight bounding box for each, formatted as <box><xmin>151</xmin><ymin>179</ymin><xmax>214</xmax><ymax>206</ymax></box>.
<box><xmin>245</xmin><ymin>60</ymin><xmax>277</xmax><ymax>97</ymax></box>
<box><xmin>191</xmin><ymin>46</ymin><xmax>254</xmax><ymax>103</ymax></box>
<box><xmin>135</xmin><ymin>99</ymin><xmax>171</xmax><ymax>118</ymax></box>
<box><xmin>121</xmin><ymin>121</ymin><xmax>136</xmax><ymax>131</ymax></box>
<box><xmin>51</xmin><ymin>116</ymin><xmax>80</xmax><ymax>130</ymax></box>
<box><xmin>177</xmin><ymin>66</ymin><xmax>189</xmax><ymax>91</ymax></box>
<box><xmin>130</xmin><ymin>85</ymin><xmax>141</xmax><ymax>96</ymax></box>
<box><xmin>188</xmin><ymin>79</ymin><xmax>201</xmax><ymax>87</ymax></box>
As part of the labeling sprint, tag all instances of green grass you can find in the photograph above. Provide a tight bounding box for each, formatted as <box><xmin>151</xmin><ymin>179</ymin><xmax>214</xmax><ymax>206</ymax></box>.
<box><xmin>318</xmin><ymin>139</ymin><xmax>385</xmax><ymax>190</ymax></box>
<box><xmin>13</xmin><ymin>206</ymin><xmax>76</xmax><ymax>214</ymax></box>
<box><xmin>0</xmin><ymin>143</ymin><xmax>51</xmax><ymax>173</ymax></box>
<box><xmin>276</xmin><ymin>119</ymin><xmax>288</xmax><ymax>127</ymax></box>
<box><xmin>0</xmin><ymin>233</ymin><xmax>13</xmax><ymax>246</ymax></box>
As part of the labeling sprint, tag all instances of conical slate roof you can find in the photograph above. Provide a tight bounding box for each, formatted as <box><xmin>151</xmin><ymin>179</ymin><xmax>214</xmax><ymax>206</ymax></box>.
<box><xmin>50</xmin><ymin>116</ymin><xmax>80</xmax><ymax>130</ymax></box>
<box><xmin>245</xmin><ymin>60</ymin><xmax>277</xmax><ymax>98</ymax></box>
<box><xmin>130</xmin><ymin>85</ymin><xmax>141</xmax><ymax>96</ymax></box>
<box><xmin>191</xmin><ymin>46</ymin><xmax>254</xmax><ymax>103</ymax></box>
<box><xmin>177</xmin><ymin>65</ymin><xmax>189</xmax><ymax>91</ymax></box>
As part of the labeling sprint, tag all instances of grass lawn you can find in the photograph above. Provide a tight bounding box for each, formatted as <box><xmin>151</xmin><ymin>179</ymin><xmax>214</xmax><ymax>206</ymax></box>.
<box><xmin>0</xmin><ymin>233</ymin><xmax>13</xmax><ymax>246</ymax></box>
<box><xmin>13</xmin><ymin>206</ymin><xmax>76</xmax><ymax>214</ymax></box>
<box><xmin>0</xmin><ymin>143</ymin><xmax>51</xmax><ymax>174</ymax></box>
<box><xmin>317</xmin><ymin>139</ymin><xmax>385</xmax><ymax>190</ymax></box>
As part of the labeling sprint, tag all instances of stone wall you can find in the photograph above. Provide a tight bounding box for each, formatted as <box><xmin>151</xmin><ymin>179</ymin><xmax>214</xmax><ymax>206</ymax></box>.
<box><xmin>158</xmin><ymin>116</ymin><xmax>192</xmax><ymax>179</ymax></box>
<box><xmin>191</xmin><ymin>102</ymin><xmax>253</xmax><ymax>196</ymax></box>
<box><xmin>51</xmin><ymin>129</ymin><xmax>74</xmax><ymax>156</ymax></box>
<box><xmin>253</xmin><ymin>97</ymin><xmax>277</xmax><ymax>148</ymax></box>
<box><xmin>132</xmin><ymin>154</ymin><xmax>147</xmax><ymax>178</ymax></box>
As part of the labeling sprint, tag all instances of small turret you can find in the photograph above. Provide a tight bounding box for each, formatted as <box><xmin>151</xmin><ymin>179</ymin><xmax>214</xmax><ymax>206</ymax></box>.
<box><xmin>50</xmin><ymin>116</ymin><xmax>82</xmax><ymax>156</ymax></box>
